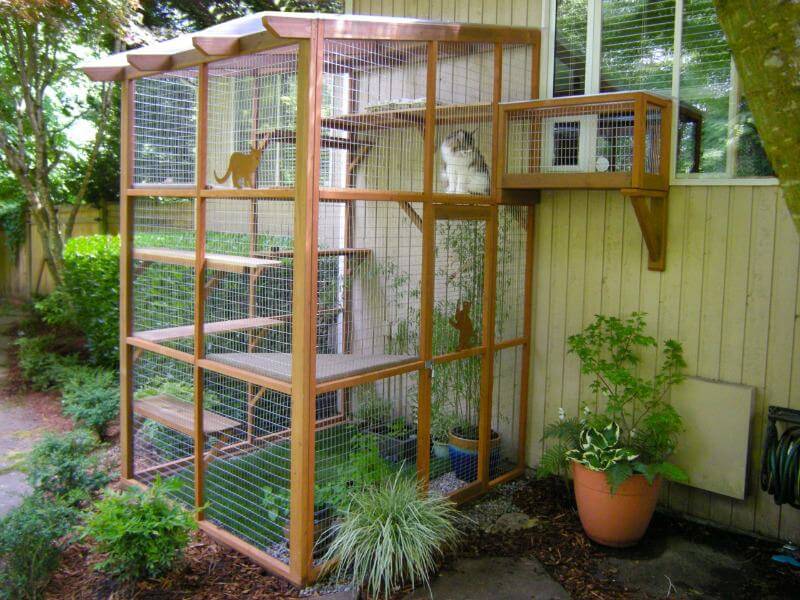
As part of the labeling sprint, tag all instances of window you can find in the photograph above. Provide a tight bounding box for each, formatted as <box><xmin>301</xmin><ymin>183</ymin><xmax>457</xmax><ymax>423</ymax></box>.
<box><xmin>548</xmin><ymin>0</ymin><xmax>774</xmax><ymax>180</ymax></box>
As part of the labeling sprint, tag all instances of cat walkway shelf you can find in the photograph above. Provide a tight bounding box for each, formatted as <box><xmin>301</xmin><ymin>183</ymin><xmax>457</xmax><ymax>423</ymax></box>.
<box><xmin>133</xmin><ymin>317</ymin><xmax>285</xmax><ymax>344</ymax></box>
<box><xmin>134</xmin><ymin>394</ymin><xmax>239</xmax><ymax>437</ymax></box>
<box><xmin>133</xmin><ymin>248</ymin><xmax>281</xmax><ymax>274</ymax></box>
<box><xmin>499</xmin><ymin>91</ymin><xmax>672</xmax><ymax>271</ymax></box>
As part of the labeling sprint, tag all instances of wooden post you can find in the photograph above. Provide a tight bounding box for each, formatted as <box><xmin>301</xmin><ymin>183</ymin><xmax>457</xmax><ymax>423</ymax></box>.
<box><xmin>631</xmin><ymin>94</ymin><xmax>647</xmax><ymax>190</ymax></box>
<box><xmin>477</xmin><ymin>206</ymin><xmax>498</xmax><ymax>487</ymax></box>
<box><xmin>194</xmin><ymin>63</ymin><xmax>209</xmax><ymax>518</ymax></box>
<box><xmin>119</xmin><ymin>79</ymin><xmax>134</xmax><ymax>480</ymax></box>
<box><xmin>491</xmin><ymin>43</ymin><xmax>503</xmax><ymax>203</ymax></box>
<box><xmin>289</xmin><ymin>26</ymin><xmax>322</xmax><ymax>585</ymax></box>
<box><xmin>417</xmin><ymin>204</ymin><xmax>435</xmax><ymax>489</ymax></box>
<box><xmin>517</xmin><ymin>205</ymin><xmax>535</xmax><ymax>467</ymax></box>
<box><xmin>416</xmin><ymin>40</ymin><xmax>438</xmax><ymax>490</ymax></box>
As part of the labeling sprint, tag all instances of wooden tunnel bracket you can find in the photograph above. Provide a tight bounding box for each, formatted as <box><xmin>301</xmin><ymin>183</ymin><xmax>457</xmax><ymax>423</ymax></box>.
<box><xmin>622</xmin><ymin>188</ymin><xmax>668</xmax><ymax>272</ymax></box>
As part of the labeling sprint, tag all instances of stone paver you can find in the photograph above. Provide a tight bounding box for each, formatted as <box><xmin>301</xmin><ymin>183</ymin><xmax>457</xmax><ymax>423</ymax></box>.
<box><xmin>407</xmin><ymin>556</ymin><xmax>569</xmax><ymax>600</ymax></box>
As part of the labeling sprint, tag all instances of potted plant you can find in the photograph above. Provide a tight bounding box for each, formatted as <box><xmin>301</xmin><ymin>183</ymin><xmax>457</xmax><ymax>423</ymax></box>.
<box><xmin>437</xmin><ymin>357</ymin><xmax>502</xmax><ymax>482</ymax></box>
<box><xmin>539</xmin><ymin>313</ymin><xmax>688</xmax><ymax>547</ymax></box>
<box><xmin>370</xmin><ymin>417</ymin><xmax>418</xmax><ymax>465</ymax></box>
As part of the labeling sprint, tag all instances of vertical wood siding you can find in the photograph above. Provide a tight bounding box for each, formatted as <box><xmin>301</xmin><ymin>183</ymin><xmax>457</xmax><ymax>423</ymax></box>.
<box><xmin>350</xmin><ymin>0</ymin><xmax>800</xmax><ymax>542</ymax></box>
<box><xmin>531</xmin><ymin>187</ymin><xmax>800</xmax><ymax>542</ymax></box>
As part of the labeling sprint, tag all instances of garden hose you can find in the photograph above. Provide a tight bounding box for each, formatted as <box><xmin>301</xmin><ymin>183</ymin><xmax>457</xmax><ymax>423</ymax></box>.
<box><xmin>761</xmin><ymin>423</ymin><xmax>800</xmax><ymax>508</ymax></box>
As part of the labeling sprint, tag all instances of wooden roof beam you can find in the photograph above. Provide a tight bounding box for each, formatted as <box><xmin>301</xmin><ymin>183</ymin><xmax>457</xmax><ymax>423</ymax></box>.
<box><xmin>193</xmin><ymin>35</ymin><xmax>241</xmax><ymax>56</ymax></box>
<box><xmin>83</xmin><ymin>66</ymin><xmax>125</xmax><ymax>82</ymax></box>
<box><xmin>126</xmin><ymin>53</ymin><xmax>173</xmax><ymax>72</ymax></box>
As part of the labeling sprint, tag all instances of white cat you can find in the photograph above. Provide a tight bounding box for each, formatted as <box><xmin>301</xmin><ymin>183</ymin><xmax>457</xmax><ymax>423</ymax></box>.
<box><xmin>440</xmin><ymin>129</ymin><xmax>490</xmax><ymax>195</ymax></box>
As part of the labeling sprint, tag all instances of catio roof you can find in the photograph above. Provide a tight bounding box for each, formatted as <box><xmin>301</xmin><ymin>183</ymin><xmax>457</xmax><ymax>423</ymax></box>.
<box><xmin>79</xmin><ymin>12</ymin><xmax>539</xmax><ymax>81</ymax></box>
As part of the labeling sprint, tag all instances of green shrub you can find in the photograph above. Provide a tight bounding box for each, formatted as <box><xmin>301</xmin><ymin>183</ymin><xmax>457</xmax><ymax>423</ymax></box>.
<box><xmin>321</xmin><ymin>473</ymin><xmax>459</xmax><ymax>599</ymax></box>
<box><xmin>37</xmin><ymin>235</ymin><xmax>120</xmax><ymax>367</ymax></box>
<box><xmin>26</xmin><ymin>429</ymin><xmax>110</xmax><ymax>499</ymax></box>
<box><xmin>0</xmin><ymin>494</ymin><xmax>78</xmax><ymax>600</ymax></box>
<box><xmin>15</xmin><ymin>335</ymin><xmax>80</xmax><ymax>391</ymax></box>
<box><xmin>82</xmin><ymin>478</ymin><xmax>197</xmax><ymax>582</ymax></box>
<box><xmin>61</xmin><ymin>366</ymin><xmax>119</xmax><ymax>436</ymax></box>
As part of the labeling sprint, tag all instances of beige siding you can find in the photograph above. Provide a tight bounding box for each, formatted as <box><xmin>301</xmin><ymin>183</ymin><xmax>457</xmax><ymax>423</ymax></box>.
<box><xmin>531</xmin><ymin>187</ymin><xmax>800</xmax><ymax>541</ymax></box>
<box><xmin>350</xmin><ymin>0</ymin><xmax>800</xmax><ymax>541</ymax></box>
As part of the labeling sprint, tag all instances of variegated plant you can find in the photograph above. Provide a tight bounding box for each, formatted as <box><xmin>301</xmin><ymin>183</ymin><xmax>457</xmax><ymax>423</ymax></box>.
<box><xmin>566</xmin><ymin>422</ymin><xmax>638</xmax><ymax>472</ymax></box>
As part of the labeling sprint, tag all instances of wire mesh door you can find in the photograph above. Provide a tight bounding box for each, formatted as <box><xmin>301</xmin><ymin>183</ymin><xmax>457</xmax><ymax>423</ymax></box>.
<box><xmin>427</xmin><ymin>206</ymin><xmax>491</xmax><ymax>497</ymax></box>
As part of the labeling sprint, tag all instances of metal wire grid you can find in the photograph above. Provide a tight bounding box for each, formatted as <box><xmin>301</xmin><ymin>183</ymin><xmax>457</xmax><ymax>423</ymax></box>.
<box><xmin>316</xmin><ymin>201</ymin><xmax>423</xmax><ymax>382</ymax></box>
<box><xmin>313</xmin><ymin>371</ymin><xmax>419</xmax><ymax>560</ymax></box>
<box><xmin>505</xmin><ymin>100</ymin><xmax>636</xmax><ymax>175</ymax></box>
<box><xmin>132</xmin><ymin>197</ymin><xmax>196</xmax><ymax>354</ymax></box>
<box><xmin>133</xmin><ymin>70</ymin><xmax>198</xmax><ymax>187</ymax></box>
<box><xmin>321</xmin><ymin>40</ymin><xmax>427</xmax><ymax>192</ymax></box>
<box><xmin>131</xmin><ymin>351</ymin><xmax>195</xmax><ymax>507</ymax></box>
<box><xmin>201</xmin><ymin>371</ymin><xmax>292</xmax><ymax>561</ymax></box>
<box><xmin>202</xmin><ymin>199</ymin><xmax>295</xmax><ymax>381</ymax></box>
<box><xmin>435</xmin><ymin>43</ymin><xmax>494</xmax><ymax>196</ymax></box>
<box><xmin>501</xmin><ymin>43</ymin><xmax>535</xmax><ymax>102</ymax></box>
<box><xmin>491</xmin><ymin>345</ymin><xmax>523</xmax><ymax>480</ymax></box>
<box><xmin>495</xmin><ymin>206</ymin><xmax>528</xmax><ymax>342</ymax></box>
<box><xmin>207</xmin><ymin>47</ymin><xmax>299</xmax><ymax>190</ymax></box>
<box><xmin>645</xmin><ymin>104</ymin><xmax>662</xmax><ymax>174</ymax></box>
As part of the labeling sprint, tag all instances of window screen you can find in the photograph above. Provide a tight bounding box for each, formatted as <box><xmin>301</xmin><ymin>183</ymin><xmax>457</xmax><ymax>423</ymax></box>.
<box><xmin>553</xmin><ymin>0</ymin><xmax>587</xmax><ymax>97</ymax></box>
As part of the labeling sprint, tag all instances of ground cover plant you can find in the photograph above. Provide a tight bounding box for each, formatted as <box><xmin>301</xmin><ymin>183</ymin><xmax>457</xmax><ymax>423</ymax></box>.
<box><xmin>0</xmin><ymin>495</ymin><xmax>78</xmax><ymax>600</ymax></box>
<box><xmin>60</xmin><ymin>365</ymin><xmax>119</xmax><ymax>436</ymax></box>
<box><xmin>82</xmin><ymin>477</ymin><xmax>197</xmax><ymax>583</ymax></box>
<box><xmin>26</xmin><ymin>428</ymin><xmax>110</xmax><ymax>501</ymax></box>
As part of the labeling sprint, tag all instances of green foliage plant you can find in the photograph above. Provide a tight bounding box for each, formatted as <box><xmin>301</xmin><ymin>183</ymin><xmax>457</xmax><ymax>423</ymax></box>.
<box><xmin>0</xmin><ymin>494</ymin><xmax>78</xmax><ymax>600</ymax></box>
<box><xmin>82</xmin><ymin>477</ymin><xmax>197</xmax><ymax>583</ymax></box>
<box><xmin>26</xmin><ymin>429</ymin><xmax>110</xmax><ymax>500</ymax></box>
<box><xmin>15</xmin><ymin>335</ymin><xmax>81</xmax><ymax>391</ymax></box>
<box><xmin>320</xmin><ymin>472</ymin><xmax>459</xmax><ymax>599</ymax></box>
<box><xmin>60</xmin><ymin>366</ymin><xmax>119</xmax><ymax>436</ymax></box>
<box><xmin>540</xmin><ymin>313</ymin><xmax>689</xmax><ymax>491</ymax></box>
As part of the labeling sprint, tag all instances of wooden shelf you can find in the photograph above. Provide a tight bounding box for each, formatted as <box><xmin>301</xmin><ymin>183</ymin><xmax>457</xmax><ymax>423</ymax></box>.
<box><xmin>133</xmin><ymin>316</ymin><xmax>284</xmax><ymax>343</ymax></box>
<box><xmin>134</xmin><ymin>394</ymin><xmax>238</xmax><ymax>437</ymax></box>
<box><xmin>133</xmin><ymin>248</ymin><xmax>281</xmax><ymax>273</ymax></box>
<box><xmin>322</xmin><ymin>102</ymin><xmax>492</xmax><ymax>131</ymax></box>
<box><xmin>254</xmin><ymin>248</ymin><xmax>372</xmax><ymax>258</ymax></box>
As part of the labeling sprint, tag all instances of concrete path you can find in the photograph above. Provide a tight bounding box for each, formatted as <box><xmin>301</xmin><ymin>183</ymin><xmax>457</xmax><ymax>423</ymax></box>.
<box><xmin>0</xmin><ymin>309</ymin><xmax>67</xmax><ymax>517</ymax></box>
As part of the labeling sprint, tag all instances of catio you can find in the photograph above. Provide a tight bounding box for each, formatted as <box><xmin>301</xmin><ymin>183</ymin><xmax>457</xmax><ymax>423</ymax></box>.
<box><xmin>81</xmin><ymin>11</ymin><xmax>670</xmax><ymax>585</ymax></box>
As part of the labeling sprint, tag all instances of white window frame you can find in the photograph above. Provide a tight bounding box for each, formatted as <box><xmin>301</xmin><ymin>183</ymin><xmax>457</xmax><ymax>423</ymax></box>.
<box><xmin>540</xmin><ymin>0</ymin><xmax>779</xmax><ymax>186</ymax></box>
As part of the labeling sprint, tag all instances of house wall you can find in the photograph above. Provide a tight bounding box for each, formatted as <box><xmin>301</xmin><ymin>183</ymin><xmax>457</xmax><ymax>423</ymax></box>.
<box><xmin>350</xmin><ymin>0</ymin><xmax>800</xmax><ymax>542</ymax></box>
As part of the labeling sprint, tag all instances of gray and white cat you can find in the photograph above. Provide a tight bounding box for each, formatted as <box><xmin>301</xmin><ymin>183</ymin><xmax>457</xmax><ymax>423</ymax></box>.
<box><xmin>440</xmin><ymin>129</ymin><xmax>490</xmax><ymax>195</ymax></box>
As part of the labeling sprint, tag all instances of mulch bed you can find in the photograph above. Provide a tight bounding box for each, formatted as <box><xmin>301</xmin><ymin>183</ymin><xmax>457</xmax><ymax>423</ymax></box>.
<box><xmin>47</xmin><ymin>531</ymin><xmax>300</xmax><ymax>600</ymax></box>
<box><xmin>456</xmin><ymin>476</ymin><xmax>800</xmax><ymax>600</ymax></box>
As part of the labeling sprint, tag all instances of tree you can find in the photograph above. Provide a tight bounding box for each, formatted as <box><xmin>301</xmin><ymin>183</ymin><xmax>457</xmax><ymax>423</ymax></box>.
<box><xmin>713</xmin><ymin>0</ymin><xmax>800</xmax><ymax>233</ymax></box>
<box><xmin>0</xmin><ymin>1</ymin><xmax>130</xmax><ymax>284</ymax></box>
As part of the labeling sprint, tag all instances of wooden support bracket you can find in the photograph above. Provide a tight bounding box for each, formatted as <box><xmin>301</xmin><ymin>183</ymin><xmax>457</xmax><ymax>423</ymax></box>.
<box><xmin>622</xmin><ymin>188</ymin><xmax>668</xmax><ymax>271</ymax></box>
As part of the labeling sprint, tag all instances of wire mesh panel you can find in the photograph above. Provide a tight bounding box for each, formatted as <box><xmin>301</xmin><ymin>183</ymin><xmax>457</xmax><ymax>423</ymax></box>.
<box><xmin>200</xmin><ymin>371</ymin><xmax>292</xmax><ymax>562</ymax></box>
<box><xmin>646</xmin><ymin>103</ymin><xmax>662</xmax><ymax>174</ymax></box>
<box><xmin>491</xmin><ymin>345</ymin><xmax>524</xmax><ymax>480</ymax></box>
<box><xmin>435</xmin><ymin>43</ymin><xmax>494</xmax><ymax>197</ymax></box>
<box><xmin>505</xmin><ymin>100</ymin><xmax>637</xmax><ymax>175</ymax></box>
<box><xmin>429</xmin><ymin>215</ymin><xmax>486</xmax><ymax>493</ymax></box>
<box><xmin>314</xmin><ymin>371</ymin><xmax>419</xmax><ymax>560</ymax></box>
<box><xmin>501</xmin><ymin>43</ymin><xmax>535</xmax><ymax>102</ymax></box>
<box><xmin>133</xmin><ymin>70</ymin><xmax>198</xmax><ymax>187</ymax></box>
<box><xmin>495</xmin><ymin>206</ymin><xmax>528</xmax><ymax>342</ymax></box>
<box><xmin>132</xmin><ymin>197</ymin><xmax>196</xmax><ymax>355</ymax></box>
<box><xmin>131</xmin><ymin>351</ymin><xmax>195</xmax><ymax>507</ymax></box>
<box><xmin>315</xmin><ymin>200</ymin><xmax>423</xmax><ymax>383</ymax></box>
<box><xmin>203</xmin><ymin>198</ymin><xmax>295</xmax><ymax>382</ymax></box>
<box><xmin>207</xmin><ymin>47</ymin><xmax>299</xmax><ymax>190</ymax></box>
<box><xmin>321</xmin><ymin>40</ymin><xmax>427</xmax><ymax>192</ymax></box>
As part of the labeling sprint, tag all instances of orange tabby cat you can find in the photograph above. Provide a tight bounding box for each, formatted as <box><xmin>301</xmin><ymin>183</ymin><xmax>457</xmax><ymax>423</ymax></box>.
<box><xmin>214</xmin><ymin>141</ymin><xmax>267</xmax><ymax>189</ymax></box>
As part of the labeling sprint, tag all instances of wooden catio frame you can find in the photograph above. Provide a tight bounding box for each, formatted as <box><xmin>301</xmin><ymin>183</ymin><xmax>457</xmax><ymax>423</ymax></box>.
<box><xmin>81</xmin><ymin>11</ymin><xmax>669</xmax><ymax>585</ymax></box>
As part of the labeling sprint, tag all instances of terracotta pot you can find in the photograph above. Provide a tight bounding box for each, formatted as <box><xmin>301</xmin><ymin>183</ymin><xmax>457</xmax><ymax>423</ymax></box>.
<box><xmin>571</xmin><ymin>460</ymin><xmax>661</xmax><ymax>548</ymax></box>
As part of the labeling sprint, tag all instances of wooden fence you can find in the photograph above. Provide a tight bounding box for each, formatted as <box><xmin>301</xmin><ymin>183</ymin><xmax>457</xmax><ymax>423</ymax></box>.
<box><xmin>0</xmin><ymin>204</ymin><xmax>120</xmax><ymax>299</ymax></box>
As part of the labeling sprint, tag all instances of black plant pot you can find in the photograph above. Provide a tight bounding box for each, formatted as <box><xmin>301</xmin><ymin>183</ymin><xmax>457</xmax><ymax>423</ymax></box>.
<box><xmin>369</xmin><ymin>425</ymin><xmax>418</xmax><ymax>465</ymax></box>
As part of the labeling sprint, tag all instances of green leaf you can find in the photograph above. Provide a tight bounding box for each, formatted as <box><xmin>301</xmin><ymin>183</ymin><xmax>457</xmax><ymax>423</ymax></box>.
<box><xmin>654</xmin><ymin>461</ymin><xmax>689</xmax><ymax>483</ymax></box>
<box><xmin>606</xmin><ymin>462</ymin><xmax>634</xmax><ymax>493</ymax></box>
